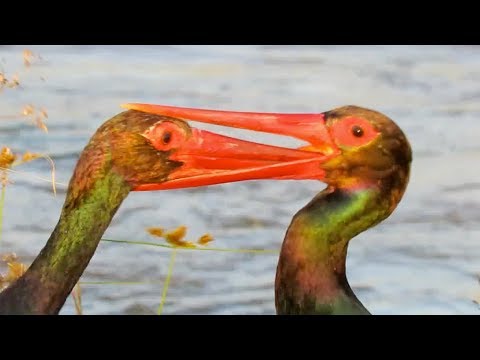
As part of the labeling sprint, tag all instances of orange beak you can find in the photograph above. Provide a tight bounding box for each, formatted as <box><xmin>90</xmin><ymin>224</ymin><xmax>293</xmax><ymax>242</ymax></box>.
<box><xmin>122</xmin><ymin>103</ymin><xmax>340</xmax><ymax>191</ymax></box>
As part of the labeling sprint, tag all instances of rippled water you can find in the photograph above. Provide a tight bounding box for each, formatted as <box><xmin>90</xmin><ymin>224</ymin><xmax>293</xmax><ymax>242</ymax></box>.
<box><xmin>0</xmin><ymin>45</ymin><xmax>479</xmax><ymax>314</ymax></box>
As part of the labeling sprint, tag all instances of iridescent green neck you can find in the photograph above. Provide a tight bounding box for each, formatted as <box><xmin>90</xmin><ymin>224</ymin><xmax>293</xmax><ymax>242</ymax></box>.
<box><xmin>0</xmin><ymin>164</ymin><xmax>130</xmax><ymax>315</ymax></box>
<box><xmin>275</xmin><ymin>185</ymin><xmax>393</xmax><ymax>315</ymax></box>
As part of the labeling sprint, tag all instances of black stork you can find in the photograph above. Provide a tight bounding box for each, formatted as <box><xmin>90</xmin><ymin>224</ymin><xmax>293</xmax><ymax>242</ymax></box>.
<box><xmin>124</xmin><ymin>103</ymin><xmax>412</xmax><ymax>315</ymax></box>
<box><xmin>0</xmin><ymin>109</ymin><xmax>325</xmax><ymax>314</ymax></box>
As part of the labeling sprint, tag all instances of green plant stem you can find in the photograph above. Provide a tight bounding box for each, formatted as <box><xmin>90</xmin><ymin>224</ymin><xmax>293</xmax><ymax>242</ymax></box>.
<box><xmin>157</xmin><ymin>249</ymin><xmax>177</xmax><ymax>315</ymax></box>
<box><xmin>80</xmin><ymin>280</ymin><xmax>163</xmax><ymax>285</ymax></box>
<box><xmin>0</xmin><ymin>185</ymin><xmax>6</xmax><ymax>246</ymax></box>
<box><xmin>101</xmin><ymin>238</ymin><xmax>278</xmax><ymax>254</ymax></box>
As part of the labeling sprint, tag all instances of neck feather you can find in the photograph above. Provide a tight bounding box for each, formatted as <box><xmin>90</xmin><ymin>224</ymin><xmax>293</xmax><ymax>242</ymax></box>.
<box><xmin>275</xmin><ymin>185</ymin><xmax>394</xmax><ymax>315</ymax></box>
<box><xmin>0</xmin><ymin>158</ymin><xmax>130</xmax><ymax>314</ymax></box>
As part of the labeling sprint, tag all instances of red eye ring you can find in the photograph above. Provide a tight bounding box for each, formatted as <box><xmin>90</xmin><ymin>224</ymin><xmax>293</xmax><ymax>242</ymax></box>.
<box><xmin>330</xmin><ymin>116</ymin><xmax>379</xmax><ymax>148</ymax></box>
<box><xmin>143</xmin><ymin>121</ymin><xmax>188</xmax><ymax>151</ymax></box>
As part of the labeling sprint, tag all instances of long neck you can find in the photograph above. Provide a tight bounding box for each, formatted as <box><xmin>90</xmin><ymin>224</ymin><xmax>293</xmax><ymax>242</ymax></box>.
<box><xmin>0</xmin><ymin>168</ymin><xmax>130</xmax><ymax>314</ymax></box>
<box><xmin>275</xmin><ymin>185</ymin><xmax>392</xmax><ymax>315</ymax></box>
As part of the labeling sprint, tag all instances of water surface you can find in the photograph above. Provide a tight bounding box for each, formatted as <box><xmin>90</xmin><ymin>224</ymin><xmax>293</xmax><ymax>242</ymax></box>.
<box><xmin>0</xmin><ymin>45</ymin><xmax>479</xmax><ymax>314</ymax></box>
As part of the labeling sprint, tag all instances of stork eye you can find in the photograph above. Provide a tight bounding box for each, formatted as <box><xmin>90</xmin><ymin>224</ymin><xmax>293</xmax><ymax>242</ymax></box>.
<box><xmin>162</xmin><ymin>131</ymin><xmax>172</xmax><ymax>144</ymax></box>
<box><xmin>143</xmin><ymin>120</ymin><xmax>189</xmax><ymax>151</ymax></box>
<box><xmin>330</xmin><ymin>116</ymin><xmax>380</xmax><ymax>148</ymax></box>
<box><xmin>351</xmin><ymin>125</ymin><xmax>364</xmax><ymax>137</ymax></box>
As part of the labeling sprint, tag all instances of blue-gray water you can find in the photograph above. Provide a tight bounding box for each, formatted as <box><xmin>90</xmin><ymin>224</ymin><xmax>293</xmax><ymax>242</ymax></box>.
<box><xmin>0</xmin><ymin>45</ymin><xmax>479</xmax><ymax>314</ymax></box>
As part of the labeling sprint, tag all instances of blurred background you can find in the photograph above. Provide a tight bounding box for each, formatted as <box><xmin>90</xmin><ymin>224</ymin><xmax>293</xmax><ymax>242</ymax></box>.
<box><xmin>0</xmin><ymin>45</ymin><xmax>478</xmax><ymax>314</ymax></box>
